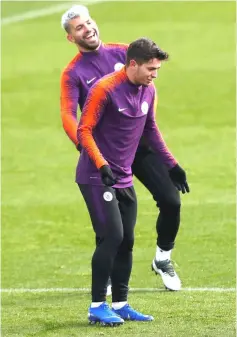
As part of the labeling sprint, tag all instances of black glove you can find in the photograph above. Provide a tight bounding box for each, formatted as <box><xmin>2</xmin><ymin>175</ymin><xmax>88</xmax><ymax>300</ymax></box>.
<box><xmin>118</xmin><ymin>188</ymin><xmax>136</xmax><ymax>203</ymax></box>
<box><xmin>99</xmin><ymin>165</ymin><xmax>117</xmax><ymax>187</ymax></box>
<box><xmin>169</xmin><ymin>164</ymin><xmax>190</xmax><ymax>194</ymax></box>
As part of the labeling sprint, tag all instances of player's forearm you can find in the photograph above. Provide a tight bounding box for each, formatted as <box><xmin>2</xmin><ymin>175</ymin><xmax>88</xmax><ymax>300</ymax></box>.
<box><xmin>143</xmin><ymin>127</ymin><xmax>177</xmax><ymax>169</ymax></box>
<box><xmin>60</xmin><ymin>70</ymin><xmax>80</xmax><ymax>148</ymax></box>
<box><xmin>61</xmin><ymin>109</ymin><xmax>80</xmax><ymax>146</ymax></box>
<box><xmin>77</xmin><ymin>126</ymin><xmax>108</xmax><ymax>169</ymax></box>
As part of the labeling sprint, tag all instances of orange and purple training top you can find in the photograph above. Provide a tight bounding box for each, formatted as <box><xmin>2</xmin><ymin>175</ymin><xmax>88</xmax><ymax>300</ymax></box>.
<box><xmin>60</xmin><ymin>42</ymin><xmax>128</xmax><ymax>147</ymax></box>
<box><xmin>77</xmin><ymin>67</ymin><xmax>177</xmax><ymax>188</ymax></box>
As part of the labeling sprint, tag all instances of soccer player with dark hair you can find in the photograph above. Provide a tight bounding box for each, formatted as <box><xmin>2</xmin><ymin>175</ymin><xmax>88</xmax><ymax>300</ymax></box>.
<box><xmin>60</xmin><ymin>5</ymin><xmax>189</xmax><ymax>297</ymax></box>
<box><xmin>77</xmin><ymin>36</ymin><xmax>184</xmax><ymax>325</ymax></box>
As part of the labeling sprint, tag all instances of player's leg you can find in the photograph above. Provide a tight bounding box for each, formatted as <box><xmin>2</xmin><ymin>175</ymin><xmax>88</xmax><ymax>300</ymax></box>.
<box><xmin>95</xmin><ymin>235</ymin><xmax>112</xmax><ymax>296</ymax></box>
<box><xmin>110</xmin><ymin>186</ymin><xmax>137</xmax><ymax>302</ymax></box>
<box><xmin>78</xmin><ymin>184</ymin><xmax>124</xmax><ymax>326</ymax></box>
<box><xmin>111</xmin><ymin>186</ymin><xmax>153</xmax><ymax>321</ymax></box>
<box><xmin>132</xmin><ymin>147</ymin><xmax>181</xmax><ymax>291</ymax></box>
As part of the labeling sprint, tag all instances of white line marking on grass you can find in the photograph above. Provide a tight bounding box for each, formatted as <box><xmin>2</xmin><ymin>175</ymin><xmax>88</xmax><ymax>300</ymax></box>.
<box><xmin>1</xmin><ymin>287</ymin><xmax>235</xmax><ymax>294</ymax></box>
<box><xmin>1</xmin><ymin>1</ymin><xmax>103</xmax><ymax>26</ymax></box>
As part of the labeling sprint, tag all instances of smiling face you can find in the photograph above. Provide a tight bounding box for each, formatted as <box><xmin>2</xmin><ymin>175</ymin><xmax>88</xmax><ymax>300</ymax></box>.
<box><xmin>66</xmin><ymin>13</ymin><xmax>100</xmax><ymax>51</ymax></box>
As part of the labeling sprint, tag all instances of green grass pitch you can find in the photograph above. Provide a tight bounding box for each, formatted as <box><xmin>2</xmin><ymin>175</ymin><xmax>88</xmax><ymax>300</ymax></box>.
<box><xmin>1</xmin><ymin>1</ymin><xmax>236</xmax><ymax>336</ymax></box>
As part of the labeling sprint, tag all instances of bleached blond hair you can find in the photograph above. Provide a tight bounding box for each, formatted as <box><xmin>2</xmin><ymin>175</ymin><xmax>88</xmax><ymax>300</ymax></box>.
<box><xmin>61</xmin><ymin>5</ymin><xmax>90</xmax><ymax>32</ymax></box>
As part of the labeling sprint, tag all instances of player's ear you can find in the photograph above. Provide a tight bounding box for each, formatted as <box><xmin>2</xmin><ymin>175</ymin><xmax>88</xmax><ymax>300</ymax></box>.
<box><xmin>130</xmin><ymin>60</ymin><xmax>137</xmax><ymax>68</ymax></box>
<box><xmin>67</xmin><ymin>34</ymin><xmax>75</xmax><ymax>43</ymax></box>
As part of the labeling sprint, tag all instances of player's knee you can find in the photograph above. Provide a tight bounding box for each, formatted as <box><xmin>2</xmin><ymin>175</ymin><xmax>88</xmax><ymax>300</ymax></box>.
<box><xmin>119</xmin><ymin>237</ymin><xmax>134</xmax><ymax>254</ymax></box>
<box><xmin>108</xmin><ymin>231</ymin><xmax>124</xmax><ymax>247</ymax></box>
<box><xmin>160</xmin><ymin>197</ymin><xmax>181</xmax><ymax>213</ymax></box>
<box><xmin>156</xmin><ymin>189</ymin><xmax>181</xmax><ymax>211</ymax></box>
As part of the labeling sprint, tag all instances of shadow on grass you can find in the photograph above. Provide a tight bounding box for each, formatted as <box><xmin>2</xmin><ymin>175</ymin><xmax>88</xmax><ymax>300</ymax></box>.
<box><xmin>27</xmin><ymin>318</ymin><xmax>128</xmax><ymax>337</ymax></box>
<box><xmin>28</xmin><ymin>320</ymin><xmax>94</xmax><ymax>336</ymax></box>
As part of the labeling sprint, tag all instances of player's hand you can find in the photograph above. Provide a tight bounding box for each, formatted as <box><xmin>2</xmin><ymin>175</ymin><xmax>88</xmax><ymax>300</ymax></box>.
<box><xmin>99</xmin><ymin>165</ymin><xmax>117</xmax><ymax>187</ymax></box>
<box><xmin>169</xmin><ymin>164</ymin><xmax>190</xmax><ymax>194</ymax></box>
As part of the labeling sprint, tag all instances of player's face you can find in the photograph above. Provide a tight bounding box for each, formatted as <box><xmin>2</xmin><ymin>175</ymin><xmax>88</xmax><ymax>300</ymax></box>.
<box><xmin>67</xmin><ymin>14</ymin><xmax>100</xmax><ymax>51</ymax></box>
<box><xmin>134</xmin><ymin>59</ymin><xmax>162</xmax><ymax>86</ymax></box>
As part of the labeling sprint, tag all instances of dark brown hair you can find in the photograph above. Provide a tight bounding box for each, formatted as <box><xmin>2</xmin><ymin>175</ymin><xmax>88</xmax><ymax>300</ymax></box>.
<box><xmin>126</xmin><ymin>37</ymin><xmax>169</xmax><ymax>66</ymax></box>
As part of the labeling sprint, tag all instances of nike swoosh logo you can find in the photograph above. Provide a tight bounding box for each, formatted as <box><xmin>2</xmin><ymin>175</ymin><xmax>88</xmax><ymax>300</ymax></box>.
<box><xmin>87</xmin><ymin>77</ymin><xmax>96</xmax><ymax>84</ymax></box>
<box><xmin>118</xmin><ymin>108</ymin><xmax>127</xmax><ymax>112</ymax></box>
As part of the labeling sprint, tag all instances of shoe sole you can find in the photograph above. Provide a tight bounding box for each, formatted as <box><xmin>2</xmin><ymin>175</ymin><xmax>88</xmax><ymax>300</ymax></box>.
<box><xmin>122</xmin><ymin>318</ymin><xmax>154</xmax><ymax>322</ymax></box>
<box><xmin>89</xmin><ymin>319</ymin><xmax>124</xmax><ymax>327</ymax></box>
<box><xmin>151</xmin><ymin>261</ymin><xmax>181</xmax><ymax>291</ymax></box>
